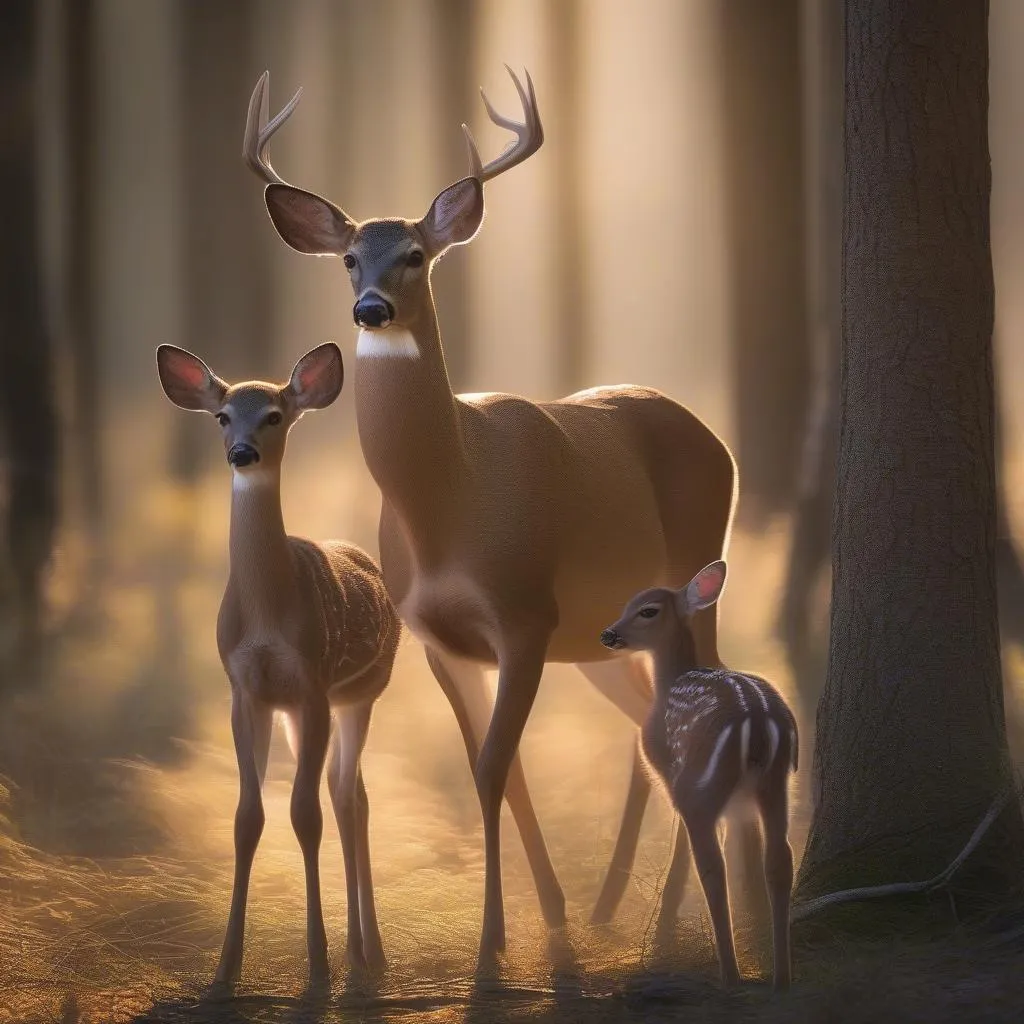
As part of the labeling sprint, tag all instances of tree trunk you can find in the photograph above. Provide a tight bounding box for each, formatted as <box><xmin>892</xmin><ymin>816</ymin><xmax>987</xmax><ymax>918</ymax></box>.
<box><xmin>174</xmin><ymin>0</ymin><xmax>273</xmax><ymax>484</ymax></box>
<box><xmin>549</xmin><ymin>0</ymin><xmax>586</xmax><ymax>394</ymax></box>
<box><xmin>64</xmin><ymin>0</ymin><xmax>102</xmax><ymax>550</ymax></box>
<box><xmin>716</xmin><ymin>0</ymin><xmax>809</xmax><ymax>527</ymax></box>
<box><xmin>426</xmin><ymin>0</ymin><xmax>477</xmax><ymax>390</ymax></box>
<box><xmin>796</xmin><ymin>0</ymin><xmax>1024</xmax><ymax>909</ymax></box>
<box><xmin>776</xmin><ymin>0</ymin><xmax>844</xmax><ymax>710</ymax></box>
<box><xmin>0</xmin><ymin>0</ymin><xmax>60</xmax><ymax>671</ymax></box>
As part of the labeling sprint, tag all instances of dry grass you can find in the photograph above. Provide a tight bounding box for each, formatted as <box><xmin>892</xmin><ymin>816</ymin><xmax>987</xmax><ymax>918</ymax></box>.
<box><xmin>1</xmin><ymin>466</ymin><xmax>1023</xmax><ymax>1023</ymax></box>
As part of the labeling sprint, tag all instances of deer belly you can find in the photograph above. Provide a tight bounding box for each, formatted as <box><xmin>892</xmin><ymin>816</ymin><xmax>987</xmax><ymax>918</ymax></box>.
<box><xmin>396</xmin><ymin>574</ymin><xmax>498</xmax><ymax>663</ymax></box>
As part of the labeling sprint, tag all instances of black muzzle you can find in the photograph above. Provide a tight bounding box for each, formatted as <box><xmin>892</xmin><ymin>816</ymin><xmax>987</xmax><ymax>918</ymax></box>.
<box><xmin>227</xmin><ymin>443</ymin><xmax>260</xmax><ymax>468</ymax></box>
<box><xmin>353</xmin><ymin>295</ymin><xmax>395</xmax><ymax>329</ymax></box>
<box><xmin>600</xmin><ymin>628</ymin><xmax>627</xmax><ymax>650</ymax></box>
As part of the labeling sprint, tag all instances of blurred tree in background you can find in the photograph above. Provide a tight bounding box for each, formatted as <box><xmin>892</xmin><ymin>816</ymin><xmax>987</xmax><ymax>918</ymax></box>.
<box><xmin>0</xmin><ymin>0</ymin><xmax>59</xmax><ymax>681</ymax></box>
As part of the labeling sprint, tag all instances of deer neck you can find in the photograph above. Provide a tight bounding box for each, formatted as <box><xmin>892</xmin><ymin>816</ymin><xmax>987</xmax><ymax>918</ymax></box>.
<box><xmin>353</xmin><ymin>297</ymin><xmax>465</xmax><ymax>533</ymax></box>
<box><xmin>226</xmin><ymin>468</ymin><xmax>297</xmax><ymax>626</ymax></box>
<box><xmin>650</xmin><ymin>633</ymin><xmax>701</xmax><ymax>695</ymax></box>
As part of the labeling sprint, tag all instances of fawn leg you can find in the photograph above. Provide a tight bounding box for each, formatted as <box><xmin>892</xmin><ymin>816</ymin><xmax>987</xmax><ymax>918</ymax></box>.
<box><xmin>215</xmin><ymin>693</ymin><xmax>272</xmax><ymax>989</ymax></box>
<box><xmin>656</xmin><ymin>817</ymin><xmax>693</xmax><ymax>939</ymax></box>
<box><xmin>426</xmin><ymin>646</ymin><xmax>565</xmax><ymax>930</ymax></box>
<box><xmin>291</xmin><ymin>696</ymin><xmax>331</xmax><ymax>989</ymax></box>
<box><xmin>475</xmin><ymin>637</ymin><xmax>550</xmax><ymax>967</ymax></box>
<box><xmin>757</xmin><ymin>781</ymin><xmax>794</xmax><ymax>990</ymax></box>
<box><xmin>684</xmin><ymin>810</ymin><xmax>741</xmax><ymax>988</ymax></box>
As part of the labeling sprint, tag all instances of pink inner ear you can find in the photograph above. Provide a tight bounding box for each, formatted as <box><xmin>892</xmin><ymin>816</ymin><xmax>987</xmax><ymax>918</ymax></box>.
<box><xmin>695</xmin><ymin>567</ymin><xmax>721</xmax><ymax>600</ymax></box>
<box><xmin>296</xmin><ymin>361</ymin><xmax>321</xmax><ymax>393</ymax></box>
<box><xmin>174</xmin><ymin>356</ymin><xmax>206</xmax><ymax>389</ymax></box>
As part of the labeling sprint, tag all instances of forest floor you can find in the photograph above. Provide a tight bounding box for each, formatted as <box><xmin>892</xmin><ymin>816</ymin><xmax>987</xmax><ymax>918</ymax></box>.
<box><xmin>1</xmin><ymin>508</ymin><xmax>1023</xmax><ymax>1024</ymax></box>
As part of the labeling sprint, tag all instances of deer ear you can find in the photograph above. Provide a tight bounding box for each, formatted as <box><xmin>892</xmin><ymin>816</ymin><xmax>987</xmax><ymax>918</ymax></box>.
<box><xmin>419</xmin><ymin>177</ymin><xmax>484</xmax><ymax>252</ymax></box>
<box><xmin>264</xmin><ymin>184</ymin><xmax>356</xmax><ymax>255</ymax></box>
<box><xmin>156</xmin><ymin>345</ymin><xmax>227</xmax><ymax>413</ymax></box>
<box><xmin>285</xmin><ymin>342</ymin><xmax>344</xmax><ymax>411</ymax></box>
<box><xmin>676</xmin><ymin>560</ymin><xmax>727</xmax><ymax>617</ymax></box>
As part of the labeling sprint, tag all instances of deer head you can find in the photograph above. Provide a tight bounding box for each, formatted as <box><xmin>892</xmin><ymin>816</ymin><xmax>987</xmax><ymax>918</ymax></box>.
<box><xmin>600</xmin><ymin>561</ymin><xmax>728</xmax><ymax>658</ymax></box>
<box><xmin>241</xmin><ymin>68</ymin><xmax>543</xmax><ymax>339</ymax></box>
<box><xmin>156</xmin><ymin>343</ymin><xmax>344</xmax><ymax>477</ymax></box>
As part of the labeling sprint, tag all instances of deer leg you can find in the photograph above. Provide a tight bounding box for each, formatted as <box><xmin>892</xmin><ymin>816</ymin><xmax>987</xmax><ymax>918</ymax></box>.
<box><xmin>353</xmin><ymin>766</ymin><xmax>385</xmax><ymax>968</ymax></box>
<box><xmin>214</xmin><ymin>692</ymin><xmax>272</xmax><ymax>990</ymax></box>
<box><xmin>682</xmin><ymin>809</ymin><xmax>741</xmax><ymax>988</ymax></box>
<box><xmin>475</xmin><ymin>640</ymin><xmax>549</xmax><ymax>966</ymax></box>
<box><xmin>589</xmin><ymin>738</ymin><xmax>650</xmax><ymax>923</ymax></box>
<box><xmin>425</xmin><ymin>646</ymin><xmax>565</xmax><ymax>929</ymax></box>
<box><xmin>328</xmin><ymin>700</ymin><xmax>382</xmax><ymax>969</ymax></box>
<box><xmin>656</xmin><ymin>817</ymin><xmax>693</xmax><ymax>939</ymax></box>
<box><xmin>291</xmin><ymin>695</ymin><xmax>331</xmax><ymax>989</ymax></box>
<box><xmin>756</xmin><ymin>781</ymin><xmax>794</xmax><ymax>990</ymax></box>
<box><xmin>576</xmin><ymin>656</ymin><xmax>654</xmax><ymax>924</ymax></box>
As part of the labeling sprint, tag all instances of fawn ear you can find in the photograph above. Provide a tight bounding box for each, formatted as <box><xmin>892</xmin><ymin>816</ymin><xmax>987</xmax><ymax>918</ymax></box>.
<box><xmin>156</xmin><ymin>345</ymin><xmax>227</xmax><ymax>413</ymax></box>
<box><xmin>676</xmin><ymin>560</ymin><xmax>727</xmax><ymax>617</ymax></box>
<box><xmin>285</xmin><ymin>342</ymin><xmax>344</xmax><ymax>411</ymax></box>
<box><xmin>265</xmin><ymin>183</ymin><xmax>356</xmax><ymax>255</ymax></box>
<box><xmin>418</xmin><ymin>177</ymin><xmax>484</xmax><ymax>253</ymax></box>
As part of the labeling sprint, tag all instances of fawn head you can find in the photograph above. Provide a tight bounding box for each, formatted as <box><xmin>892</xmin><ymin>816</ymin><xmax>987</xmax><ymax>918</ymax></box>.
<box><xmin>600</xmin><ymin>561</ymin><xmax>728</xmax><ymax>658</ymax></box>
<box><xmin>242</xmin><ymin>67</ymin><xmax>543</xmax><ymax>339</ymax></box>
<box><xmin>156</xmin><ymin>343</ymin><xmax>343</xmax><ymax>477</ymax></box>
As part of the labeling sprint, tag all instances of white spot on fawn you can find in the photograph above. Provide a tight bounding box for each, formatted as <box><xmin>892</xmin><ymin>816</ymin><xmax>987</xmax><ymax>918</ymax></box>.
<box><xmin>357</xmin><ymin>326</ymin><xmax>419</xmax><ymax>359</ymax></box>
<box><xmin>739</xmin><ymin>717</ymin><xmax>751</xmax><ymax>768</ymax></box>
<box><xmin>766</xmin><ymin>718</ymin><xmax>780</xmax><ymax>769</ymax></box>
<box><xmin>748</xmin><ymin>676</ymin><xmax>770</xmax><ymax>713</ymax></box>
<box><xmin>696</xmin><ymin>723</ymin><xmax>734</xmax><ymax>789</ymax></box>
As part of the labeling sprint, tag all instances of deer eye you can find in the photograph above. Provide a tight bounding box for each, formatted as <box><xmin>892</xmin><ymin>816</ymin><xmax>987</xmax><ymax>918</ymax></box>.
<box><xmin>266</xmin><ymin>411</ymin><xmax>282</xmax><ymax>426</ymax></box>
<box><xmin>215</xmin><ymin>412</ymin><xmax>229</xmax><ymax>426</ymax></box>
<box><xmin>407</xmin><ymin>249</ymin><xmax>424</xmax><ymax>268</ymax></box>
<box><xmin>343</xmin><ymin>253</ymin><xmax>356</xmax><ymax>270</ymax></box>
<box><xmin>638</xmin><ymin>606</ymin><xmax>660</xmax><ymax>619</ymax></box>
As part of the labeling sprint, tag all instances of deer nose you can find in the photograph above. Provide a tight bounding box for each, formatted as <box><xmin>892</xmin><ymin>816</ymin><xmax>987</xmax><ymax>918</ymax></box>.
<box><xmin>600</xmin><ymin>628</ymin><xmax>623</xmax><ymax>649</ymax></box>
<box><xmin>353</xmin><ymin>295</ymin><xmax>394</xmax><ymax>329</ymax></box>
<box><xmin>227</xmin><ymin>442</ymin><xmax>260</xmax><ymax>468</ymax></box>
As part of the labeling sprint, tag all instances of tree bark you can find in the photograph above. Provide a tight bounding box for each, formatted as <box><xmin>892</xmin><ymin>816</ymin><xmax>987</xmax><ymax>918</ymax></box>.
<box><xmin>796</xmin><ymin>0</ymin><xmax>1024</xmax><ymax>908</ymax></box>
<box><xmin>0</xmin><ymin>0</ymin><xmax>60</xmax><ymax>668</ymax></box>
<box><xmin>716</xmin><ymin>0</ymin><xmax>809</xmax><ymax>527</ymax></box>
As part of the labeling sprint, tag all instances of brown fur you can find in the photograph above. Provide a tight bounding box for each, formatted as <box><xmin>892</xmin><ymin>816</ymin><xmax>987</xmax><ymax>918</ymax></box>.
<box><xmin>245</xmin><ymin>72</ymin><xmax>737</xmax><ymax>965</ymax></box>
<box><xmin>156</xmin><ymin>341</ymin><xmax>398</xmax><ymax>990</ymax></box>
<box><xmin>604</xmin><ymin>565</ymin><xmax>797</xmax><ymax>990</ymax></box>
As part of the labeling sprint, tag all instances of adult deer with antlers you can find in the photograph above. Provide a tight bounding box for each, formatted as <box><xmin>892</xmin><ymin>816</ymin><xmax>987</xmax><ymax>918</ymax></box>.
<box><xmin>241</xmin><ymin>68</ymin><xmax>737</xmax><ymax>966</ymax></box>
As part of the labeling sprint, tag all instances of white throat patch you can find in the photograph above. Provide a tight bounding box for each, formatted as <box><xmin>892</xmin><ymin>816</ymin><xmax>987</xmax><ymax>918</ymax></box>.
<box><xmin>357</xmin><ymin>326</ymin><xmax>420</xmax><ymax>360</ymax></box>
<box><xmin>232</xmin><ymin>468</ymin><xmax>276</xmax><ymax>492</ymax></box>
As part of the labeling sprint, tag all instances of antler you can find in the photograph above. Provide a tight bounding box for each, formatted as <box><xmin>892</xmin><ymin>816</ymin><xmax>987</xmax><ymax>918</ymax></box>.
<box><xmin>461</xmin><ymin>65</ymin><xmax>544</xmax><ymax>184</ymax></box>
<box><xmin>243</xmin><ymin>70</ymin><xmax>303</xmax><ymax>186</ymax></box>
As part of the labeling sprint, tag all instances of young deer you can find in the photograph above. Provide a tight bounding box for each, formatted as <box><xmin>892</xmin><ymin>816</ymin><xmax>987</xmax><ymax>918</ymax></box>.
<box><xmin>241</xmin><ymin>69</ymin><xmax>738</xmax><ymax>966</ymax></box>
<box><xmin>601</xmin><ymin>561</ymin><xmax>798</xmax><ymax>990</ymax></box>
<box><xmin>156</xmin><ymin>342</ymin><xmax>399</xmax><ymax>991</ymax></box>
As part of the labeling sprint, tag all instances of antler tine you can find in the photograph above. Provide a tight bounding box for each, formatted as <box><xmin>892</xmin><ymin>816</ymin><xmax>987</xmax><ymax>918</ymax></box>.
<box><xmin>461</xmin><ymin>65</ymin><xmax>544</xmax><ymax>185</ymax></box>
<box><xmin>243</xmin><ymin>70</ymin><xmax>303</xmax><ymax>187</ymax></box>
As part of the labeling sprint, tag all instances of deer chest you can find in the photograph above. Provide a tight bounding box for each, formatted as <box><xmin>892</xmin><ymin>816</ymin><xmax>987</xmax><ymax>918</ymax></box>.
<box><xmin>396</xmin><ymin>572</ymin><xmax>498</xmax><ymax>663</ymax></box>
